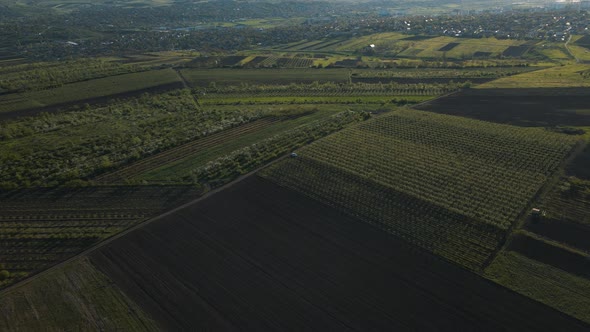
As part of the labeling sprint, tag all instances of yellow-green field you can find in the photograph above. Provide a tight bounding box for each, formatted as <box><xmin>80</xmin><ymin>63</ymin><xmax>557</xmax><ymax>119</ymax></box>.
<box><xmin>0</xmin><ymin>258</ymin><xmax>157</xmax><ymax>331</ymax></box>
<box><xmin>278</xmin><ymin>33</ymin><xmax>530</xmax><ymax>60</ymax></box>
<box><xmin>399</xmin><ymin>36</ymin><xmax>526</xmax><ymax>59</ymax></box>
<box><xmin>537</xmin><ymin>45</ymin><xmax>572</xmax><ymax>61</ymax></box>
<box><xmin>568</xmin><ymin>36</ymin><xmax>590</xmax><ymax>62</ymax></box>
<box><xmin>486</xmin><ymin>251</ymin><xmax>590</xmax><ymax>324</ymax></box>
<box><xmin>477</xmin><ymin>64</ymin><xmax>590</xmax><ymax>88</ymax></box>
<box><xmin>334</xmin><ymin>32</ymin><xmax>408</xmax><ymax>52</ymax></box>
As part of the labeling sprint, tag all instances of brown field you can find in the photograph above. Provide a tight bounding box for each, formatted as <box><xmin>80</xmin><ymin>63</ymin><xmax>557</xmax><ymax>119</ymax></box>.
<box><xmin>414</xmin><ymin>88</ymin><xmax>590</xmax><ymax>127</ymax></box>
<box><xmin>88</xmin><ymin>176</ymin><xmax>587</xmax><ymax>331</ymax></box>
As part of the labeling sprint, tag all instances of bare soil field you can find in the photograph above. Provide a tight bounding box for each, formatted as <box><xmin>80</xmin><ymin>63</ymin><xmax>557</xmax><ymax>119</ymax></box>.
<box><xmin>414</xmin><ymin>88</ymin><xmax>590</xmax><ymax>127</ymax></box>
<box><xmin>526</xmin><ymin>218</ymin><xmax>590</xmax><ymax>252</ymax></box>
<box><xmin>438</xmin><ymin>42</ymin><xmax>459</xmax><ymax>51</ymax></box>
<box><xmin>508</xmin><ymin>233</ymin><xmax>590</xmax><ymax>279</ymax></box>
<box><xmin>502</xmin><ymin>45</ymin><xmax>530</xmax><ymax>57</ymax></box>
<box><xmin>575</xmin><ymin>35</ymin><xmax>590</xmax><ymax>48</ymax></box>
<box><xmin>89</xmin><ymin>176</ymin><xmax>587</xmax><ymax>331</ymax></box>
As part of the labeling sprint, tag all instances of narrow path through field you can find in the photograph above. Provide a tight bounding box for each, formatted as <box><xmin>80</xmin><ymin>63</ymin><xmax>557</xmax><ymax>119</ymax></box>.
<box><xmin>175</xmin><ymin>68</ymin><xmax>191</xmax><ymax>89</ymax></box>
<box><xmin>175</xmin><ymin>68</ymin><xmax>201</xmax><ymax>106</ymax></box>
<box><xmin>565</xmin><ymin>35</ymin><xmax>580</xmax><ymax>63</ymax></box>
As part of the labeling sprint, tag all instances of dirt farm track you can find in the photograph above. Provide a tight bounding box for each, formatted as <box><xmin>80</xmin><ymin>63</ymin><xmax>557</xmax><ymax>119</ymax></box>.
<box><xmin>89</xmin><ymin>176</ymin><xmax>588</xmax><ymax>331</ymax></box>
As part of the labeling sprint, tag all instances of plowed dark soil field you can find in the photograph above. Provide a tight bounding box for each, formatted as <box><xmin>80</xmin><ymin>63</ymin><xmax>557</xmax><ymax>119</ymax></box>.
<box><xmin>89</xmin><ymin>176</ymin><xmax>587</xmax><ymax>331</ymax></box>
<box><xmin>526</xmin><ymin>218</ymin><xmax>590</xmax><ymax>252</ymax></box>
<box><xmin>508</xmin><ymin>233</ymin><xmax>590</xmax><ymax>279</ymax></box>
<box><xmin>414</xmin><ymin>88</ymin><xmax>590</xmax><ymax>127</ymax></box>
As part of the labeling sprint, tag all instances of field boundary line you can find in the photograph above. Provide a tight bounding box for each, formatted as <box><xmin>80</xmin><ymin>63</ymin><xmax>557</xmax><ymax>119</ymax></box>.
<box><xmin>410</xmin><ymin>89</ymin><xmax>460</xmax><ymax>109</ymax></box>
<box><xmin>0</xmin><ymin>154</ymin><xmax>289</xmax><ymax>296</ymax></box>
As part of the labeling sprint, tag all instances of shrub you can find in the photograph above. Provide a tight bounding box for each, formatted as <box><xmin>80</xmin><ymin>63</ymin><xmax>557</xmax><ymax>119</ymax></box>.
<box><xmin>0</xmin><ymin>270</ymin><xmax>10</xmax><ymax>281</ymax></box>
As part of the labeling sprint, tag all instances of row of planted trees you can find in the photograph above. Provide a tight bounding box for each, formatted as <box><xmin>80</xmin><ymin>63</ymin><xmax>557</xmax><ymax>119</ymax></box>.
<box><xmin>0</xmin><ymin>90</ymin><xmax>270</xmax><ymax>188</ymax></box>
<box><xmin>0</xmin><ymin>59</ymin><xmax>145</xmax><ymax>93</ymax></box>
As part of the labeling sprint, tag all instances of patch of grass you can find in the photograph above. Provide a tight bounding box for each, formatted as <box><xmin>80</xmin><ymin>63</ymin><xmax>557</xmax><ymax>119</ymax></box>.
<box><xmin>478</xmin><ymin>64</ymin><xmax>590</xmax><ymax>88</ymax></box>
<box><xmin>333</xmin><ymin>32</ymin><xmax>407</xmax><ymax>52</ymax></box>
<box><xmin>485</xmin><ymin>251</ymin><xmax>590</xmax><ymax>324</ymax></box>
<box><xmin>568</xmin><ymin>44</ymin><xmax>590</xmax><ymax>62</ymax></box>
<box><xmin>537</xmin><ymin>46</ymin><xmax>572</xmax><ymax>61</ymax></box>
<box><xmin>0</xmin><ymin>258</ymin><xmax>158</xmax><ymax>331</ymax></box>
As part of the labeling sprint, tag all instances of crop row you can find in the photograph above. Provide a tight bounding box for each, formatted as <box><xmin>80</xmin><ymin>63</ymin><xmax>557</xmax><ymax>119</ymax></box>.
<box><xmin>187</xmin><ymin>111</ymin><xmax>369</xmax><ymax>185</ymax></box>
<box><xmin>259</xmin><ymin>107</ymin><xmax>578</xmax><ymax>270</ymax></box>
<box><xmin>0</xmin><ymin>185</ymin><xmax>200</xmax><ymax>287</ymax></box>
<box><xmin>353</xmin><ymin>67</ymin><xmax>534</xmax><ymax>79</ymax></box>
<box><xmin>95</xmin><ymin>117</ymin><xmax>281</xmax><ymax>184</ymax></box>
<box><xmin>258</xmin><ymin>56</ymin><xmax>279</xmax><ymax>67</ymax></box>
<box><xmin>0</xmin><ymin>59</ymin><xmax>145</xmax><ymax>93</ymax></box>
<box><xmin>295</xmin><ymin>109</ymin><xmax>577</xmax><ymax>230</ymax></box>
<box><xmin>201</xmin><ymin>88</ymin><xmax>450</xmax><ymax>98</ymax></box>
<box><xmin>261</xmin><ymin>157</ymin><xmax>504</xmax><ymax>270</ymax></box>
<box><xmin>0</xmin><ymin>90</ymin><xmax>265</xmax><ymax>187</ymax></box>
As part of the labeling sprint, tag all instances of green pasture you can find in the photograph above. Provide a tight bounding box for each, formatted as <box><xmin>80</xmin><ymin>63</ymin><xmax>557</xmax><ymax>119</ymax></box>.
<box><xmin>478</xmin><ymin>64</ymin><xmax>590</xmax><ymax>88</ymax></box>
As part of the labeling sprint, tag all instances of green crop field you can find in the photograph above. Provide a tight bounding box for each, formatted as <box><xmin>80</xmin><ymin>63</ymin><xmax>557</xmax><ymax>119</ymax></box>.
<box><xmin>397</xmin><ymin>36</ymin><xmax>526</xmax><ymax>59</ymax></box>
<box><xmin>0</xmin><ymin>90</ymin><xmax>257</xmax><ymax>187</ymax></box>
<box><xmin>278</xmin><ymin>33</ymin><xmax>530</xmax><ymax>60</ymax></box>
<box><xmin>0</xmin><ymin>69</ymin><xmax>181</xmax><ymax>114</ymax></box>
<box><xmin>180</xmin><ymin>68</ymin><xmax>351</xmax><ymax>87</ymax></box>
<box><xmin>0</xmin><ymin>257</ymin><xmax>157</xmax><ymax>331</ymax></box>
<box><xmin>486</xmin><ymin>251</ymin><xmax>590</xmax><ymax>324</ymax></box>
<box><xmin>569</xmin><ymin>35</ymin><xmax>590</xmax><ymax>62</ymax></box>
<box><xmin>478</xmin><ymin>64</ymin><xmax>590</xmax><ymax>88</ymax></box>
<box><xmin>95</xmin><ymin>107</ymin><xmax>369</xmax><ymax>185</ymax></box>
<box><xmin>200</xmin><ymin>95</ymin><xmax>433</xmax><ymax>106</ymax></box>
<box><xmin>0</xmin><ymin>185</ymin><xmax>200</xmax><ymax>285</ymax></box>
<box><xmin>351</xmin><ymin>67</ymin><xmax>537</xmax><ymax>79</ymax></box>
<box><xmin>261</xmin><ymin>109</ymin><xmax>578</xmax><ymax>270</ymax></box>
<box><xmin>3</xmin><ymin>1</ymin><xmax>590</xmax><ymax>328</ymax></box>
<box><xmin>137</xmin><ymin>108</ymin><xmax>338</xmax><ymax>182</ymax></box>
